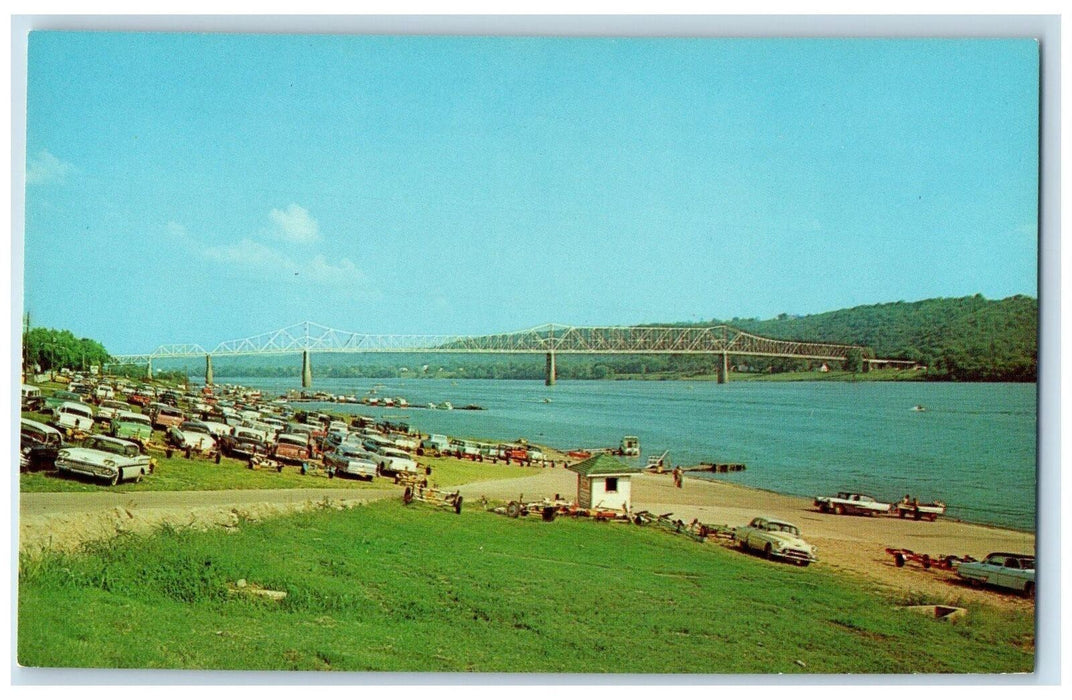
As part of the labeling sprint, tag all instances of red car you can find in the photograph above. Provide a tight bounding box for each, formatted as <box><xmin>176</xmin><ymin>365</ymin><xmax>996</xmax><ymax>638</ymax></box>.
<box><xmin>272</xmin><ymin>434</ymin><xmax>311</xmax><ymax>463</ymax></box>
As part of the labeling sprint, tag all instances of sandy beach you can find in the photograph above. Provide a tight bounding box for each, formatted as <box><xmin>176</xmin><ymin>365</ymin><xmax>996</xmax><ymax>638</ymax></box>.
<box><xmin>456</xmin><ymin>466</ymin><xmax>1036</xmax><ymax>611</ymax></box>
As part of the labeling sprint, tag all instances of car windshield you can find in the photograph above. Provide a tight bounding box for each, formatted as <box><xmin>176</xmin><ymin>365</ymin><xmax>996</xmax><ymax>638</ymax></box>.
<box><xmin>63</xmin><ymin>405</ymin><xmax>93</xmax><ymax>417</ymax></box>
<box><xmin>121</xmin><ymin>414</ymin><xmax>151</xmax><ymax>425</ymax></box>
<box><xmin>279</xmin><ymin>436</ymin><xmax>306</xmax><ymax>447</ymax></box>
<box><xmin>87</xmin><ymin>438</ymin><xmax>137</xmax><ymax>457</ymax></box>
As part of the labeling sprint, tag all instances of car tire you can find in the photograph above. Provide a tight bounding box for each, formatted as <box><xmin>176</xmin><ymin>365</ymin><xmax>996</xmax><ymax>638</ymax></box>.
<box><xmin>1023</xmin><ymin>581</ymin><xmax>1035</xmax><ymax>598</ymax></box>
<box><xmin>506</xmin><ymin>501</ymin><xmax>521</xmax><ymax>518</ymax></box>
<box><xmin>402</xmin><ymin>486</ymin><xmax>413</xmax><ymax>505</ymax></box>
<box><xmin>764</xmin><ymin>543</ymin><xmax>773</xmax><ymax>560</ymax></box>
<box><xmin>894</xmin><ymin>553</ymin><xmax>906</xmax><ymax>567</ymax></box>
<box><xmin>134</xmin><ymin>469</ymin><xmax>144</xmax><ymax>483</ymax></box>
<box><xmin>454</xmin><ymin>496</ymin><xmax>463</xmax><ymax>515</ymax></box>
<box><xmin>833</xmin><ymin>505</ymin><xmax>844</xmax><ymax>515</ymax></box>
<box><xmin>108</xmin><ymin>472</ymin><xmax>119</xmax><ymax>486</ymax></box>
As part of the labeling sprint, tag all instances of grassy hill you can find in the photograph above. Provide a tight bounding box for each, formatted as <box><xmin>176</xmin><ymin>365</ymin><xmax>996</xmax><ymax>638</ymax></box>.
<box><xmin>18</xmin><ymin>500</ymin><xmax>1034</xmax><ymax>673</ymax></box>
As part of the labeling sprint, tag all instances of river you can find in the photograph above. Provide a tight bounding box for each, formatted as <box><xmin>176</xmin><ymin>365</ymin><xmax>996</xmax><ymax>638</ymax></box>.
<box><xmin>216</xmin><ymin>377</ymin><xmax>1037</xmax><ymax>531</ymax></box>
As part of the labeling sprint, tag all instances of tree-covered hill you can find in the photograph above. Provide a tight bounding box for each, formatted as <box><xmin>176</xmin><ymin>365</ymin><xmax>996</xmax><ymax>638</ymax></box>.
<box><xmin>695</xmin><ymin>294</ymin><xmax>1037</xmax><ymax>381</ymax></box>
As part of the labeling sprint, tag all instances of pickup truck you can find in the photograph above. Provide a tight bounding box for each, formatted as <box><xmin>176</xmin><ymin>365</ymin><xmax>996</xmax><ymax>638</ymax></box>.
<box><xmin>814</xmin><ymin>492</ymin><xmax>892</xmax><ymax>516</ymax></box>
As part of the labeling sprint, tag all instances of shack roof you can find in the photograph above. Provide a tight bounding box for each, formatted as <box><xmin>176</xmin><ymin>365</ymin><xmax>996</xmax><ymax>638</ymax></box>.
<box><xmin>566</xmin><ymin>453</ymin><xmax>642</xmax><ymax>478</ymax></box>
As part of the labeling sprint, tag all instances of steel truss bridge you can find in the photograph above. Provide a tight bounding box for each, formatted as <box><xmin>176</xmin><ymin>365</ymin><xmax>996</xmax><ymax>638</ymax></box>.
<box><xmin>109</xmin><ymin>321</ymin><xmax>904</xmax><ymax>386</ymax></box>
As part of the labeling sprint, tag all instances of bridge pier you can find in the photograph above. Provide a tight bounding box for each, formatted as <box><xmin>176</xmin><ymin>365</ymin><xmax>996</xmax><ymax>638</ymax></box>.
<box><xmin>205</xmin><ymin>354</ymin><xmax>214</xmax><ymax>386</ymax></box>
<box><xmin>146</xmin><ymin>358</ymin><xmax>153</xmax><ymax>380</ymax></box>
<box><xmin>301</xmin><ymin>350</ymin><xmax>313</xmax><ymax>388</ymax></box>
<box><xmin>717</xmin><ymin>352</ymin><xmax>729</xmax><ymax>384</ymax></box>
<box><xmin>545</xmin><ymin>351</ymin><xmax>556</xmax><ymax>386</ymax></box>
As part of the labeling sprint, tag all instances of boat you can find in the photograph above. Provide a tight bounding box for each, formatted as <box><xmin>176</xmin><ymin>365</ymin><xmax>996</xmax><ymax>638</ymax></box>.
<box><xmin>645</xmin><ymin>450</ymin><xmax>670</xmax><ymax>472</ymax></box>
<box><xmin>891</xmin><ymin>499</ymin><xmax>946</xmax><ymax>521</ymax></box>
<box><xmin>439</xmin><ymin>402</ymin><xmax>453</xmax><ymax>410</ymax></box>
<box><xmin>814</xmin><ymin>492</ymin><xmax>892</xmax><ymax>516</ymax></box>
<box><xmin>912</xmin><ymin>405</ymin><xmax>927</xmax><ymax>412</ymax></box>
<box><xmin>620</xmin><ymin>435</ymin><xmax>640</xmax><ymax>456</ymax></box>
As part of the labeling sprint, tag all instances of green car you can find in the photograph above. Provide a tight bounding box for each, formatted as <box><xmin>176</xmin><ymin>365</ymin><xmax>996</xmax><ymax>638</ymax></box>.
<box><xmin>111</xmin><ymin>411</ymin><xmax>153</xmax><ymax>441</ymax></box>
<box><xmin>44</xmin><ymin>390</ymin><xmax>82</xmax><ymax>412</ymax></box>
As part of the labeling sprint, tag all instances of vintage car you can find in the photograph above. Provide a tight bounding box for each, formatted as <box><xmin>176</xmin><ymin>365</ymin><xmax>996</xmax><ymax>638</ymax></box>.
<box><xmin>53</xmin><ymin>401</ymin><xmax>96</xmax><ymax>432</ymax></box>
<box><xmin>389</xmin><ymin>434</ymin><xmax>419</xmax><ymax>451</ymax></box>
<box><xmin>272</xmin><ymin>433</ymin><xmax>312</xmax><ymax>463</ymax></box>
<box><xmin>814</xmin><ymin>492</ymin><xmax>892</xmax><ymax>516</ymax></box>
<box><xmin>369</xmin><ymin>444</ymin><xmax>419</xmax><ymax>476</ymax></box>
<box><xmin>149</xmin><ymin>402</ymin><xmax>185</xmax><ymax>430</ymax></box>
<box><xmin>420</xmin><ymin>434</ymin><xmax>451</xmax><ymax>454</ymax></box>
<box><xmin>44</xmin><ymin>390</ymin><xmax>84</xmax><ymax>412</ymax></box>
<box><xmin>94</xmin><ymin>384</ymin><xmax>116</xmax><ymax>401</ymax></box>
<box><xmin>219</xmin><ymin>427</ymin><xmax>270</xmax><ymax>459</ymax></box>
<box><xmin>55</xmin><ymin>435</ymin><xmax>151</xmax><ymax>485</ymax></box>
<box><xmin>96</xmin><ymin>399</ymin><xmax>130</xmax><ymax>423</ymax></box>
<box><xmin>734</xmin><ymin>516</ymin><xmax>818</xmax><ymax>566</ymax></box>
<box><xmin>323</xmin><ymin>444</ymin><xmax>378</xmax><ymax>480</ymax></box>
<box><xmin>166</xmin><ymin>420</ymin><xmax>218</xmax><ymax>451</ymax></box>
<box><xmin>200</xmin><ymin>420</ymin><xmax>233</xmax><ymax>439</ymax></box>
<box><xmin>110</xmin><ymin>411</ymin><xmax>153</xmax><ymax>442</ymax></box>
<box><xmin>20</xmin><ymin>418</ymin><xmax>64</xmax><ymax>471</ymax></box>
<box><xmin>21</xmin><ymin>384</ymin><xmax>45</xmax><ymax>412</ymax></box>
<box><xmin>127</xmin><ymin>389</ymin><xmax>154</xmax><ymax>408</ymax></box>
<box><xmin>954</xmin><ymin>552</ymin><xmax>1036</xmax><ymax>596</ymax></box>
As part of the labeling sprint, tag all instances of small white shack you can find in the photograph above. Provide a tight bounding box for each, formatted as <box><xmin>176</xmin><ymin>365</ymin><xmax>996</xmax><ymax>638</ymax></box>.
<box><xmin>566</xmin><ymin>453</ymin><xmax>643</xmax><ymax>512</ymax></box>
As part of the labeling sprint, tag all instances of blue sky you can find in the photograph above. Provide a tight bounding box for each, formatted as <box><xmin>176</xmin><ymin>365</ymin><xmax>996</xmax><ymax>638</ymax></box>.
<box><xmin>22</xmin><ymin>34</ymin><xmax>1039</xmax><ymax>354</ymax></box>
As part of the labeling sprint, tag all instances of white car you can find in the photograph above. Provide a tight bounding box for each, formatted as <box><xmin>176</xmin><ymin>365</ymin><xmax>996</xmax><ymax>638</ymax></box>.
<box><xmin>323</xmin><ymin>445</ymin><xmax>378</xmax><ymax>480</ymax></box>
<box><xmin>96</xmin><ymin>399</ymin><xmax>129</xmax><ymax>422</ymax></box>
<box><xmin>56</xmin><ymin>435</ymin><xmax>151</xmax><ymax>485</ymax></box>
<box><xmin>389</xmin><ymin>434</ymin><xmax>418</xmax><ymax>451</ymax></box>
<box><xmin>54</xmin><ymin>401</ymin><xmax>96</xmax><ymax>432</ymax></box>
<box><xmin>735</xmin><ymin>516</ymin><xmax>818</xmax><ymax>566</ymax></box>
<box><xmin>168</xmin><ymin>421</ymin><xmax>218</xmax><ymax>451</ymax></box>
<box><xmin>955</xmin><ymin>552</ymin><xmax>1036</xmax><ymax>596</ymax></box>
<box><xmin>370</xmin><ymin>445</ymin><xmax>419</xmax><ymax>475</ymax></box>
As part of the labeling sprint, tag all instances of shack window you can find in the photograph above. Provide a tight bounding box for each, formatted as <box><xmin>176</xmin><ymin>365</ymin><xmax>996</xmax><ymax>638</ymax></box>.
<box><xmin>605</xmin><ymin>477</ymin><xmax>618</xmax><ymax>493</ymax></box>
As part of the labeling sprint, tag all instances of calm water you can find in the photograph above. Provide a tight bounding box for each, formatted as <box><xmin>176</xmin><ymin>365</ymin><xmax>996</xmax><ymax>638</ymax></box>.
<box><xmin>224</xmin><ymin>377</ymin><xmax>1037</xmax><ymax>531</ymax></box>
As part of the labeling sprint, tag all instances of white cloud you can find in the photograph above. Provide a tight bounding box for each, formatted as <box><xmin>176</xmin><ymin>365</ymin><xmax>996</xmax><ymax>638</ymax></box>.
<box><xmin>26</xmin><ymin>149</ymin><xmax>74</xmax><ymax>185</ymax></box>
<box><xmin>306</xmin><ymin>254</ymin><xmax>361</xmax><ymax>286</ymax></box>
<box><xmin>203</xmin><ymin>238</ymin><xmax>292</xmax><ymax>269</ymax></box>
<box><xmin>266</xmin><ymin>203</ymin><xmax>319</xmax><ymax>244</ymax></box>
<box><xmin>166</xmin><ymin>221</ymin><xmax>187</xmax><ymax>237</ymax></box>
<box><xmin>202</xmin><ymin>239</ymin><xmax>362</xmax><ymax>289</ymax></box>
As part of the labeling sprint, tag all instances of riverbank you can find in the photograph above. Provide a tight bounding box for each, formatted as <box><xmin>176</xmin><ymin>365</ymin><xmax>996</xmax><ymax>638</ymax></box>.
<box><xmin>454</xmin><ymin>466</ymin><xmax>1036</xmax><ymax>611</ymax></box>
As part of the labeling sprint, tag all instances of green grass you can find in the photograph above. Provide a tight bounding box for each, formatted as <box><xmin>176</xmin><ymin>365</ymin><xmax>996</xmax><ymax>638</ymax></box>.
<box><xmin>20</xmin><ymin>450</ymin><xmax>531</xmax><ymax>494</ymax></box>
<box><xmin>17</xmin><ymin>500</ymin><xmax>1035</xmax><ymax>673</ymax></box>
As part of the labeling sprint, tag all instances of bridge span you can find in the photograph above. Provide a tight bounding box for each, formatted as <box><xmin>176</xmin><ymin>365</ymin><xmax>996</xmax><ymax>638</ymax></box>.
<box><xmin>109</xmin><ymin>321</ymin><xmax>902</xmax><ymax>387</ymax></box>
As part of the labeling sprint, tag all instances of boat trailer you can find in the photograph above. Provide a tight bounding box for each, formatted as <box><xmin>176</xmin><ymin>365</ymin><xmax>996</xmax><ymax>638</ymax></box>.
<box><xmin>495</xmin><ymin>497</ymin><xmax>628</xmax><ymax>522</ymax></box>
<box><xmin>885</xmin><ymin>547</ymin><xmax>977</xmax><ymax>570</ymax></box>
<box><xmin>402</xmin><ymin>483</ymin><xmax>463</xmax><ymax>514</ymax></box>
